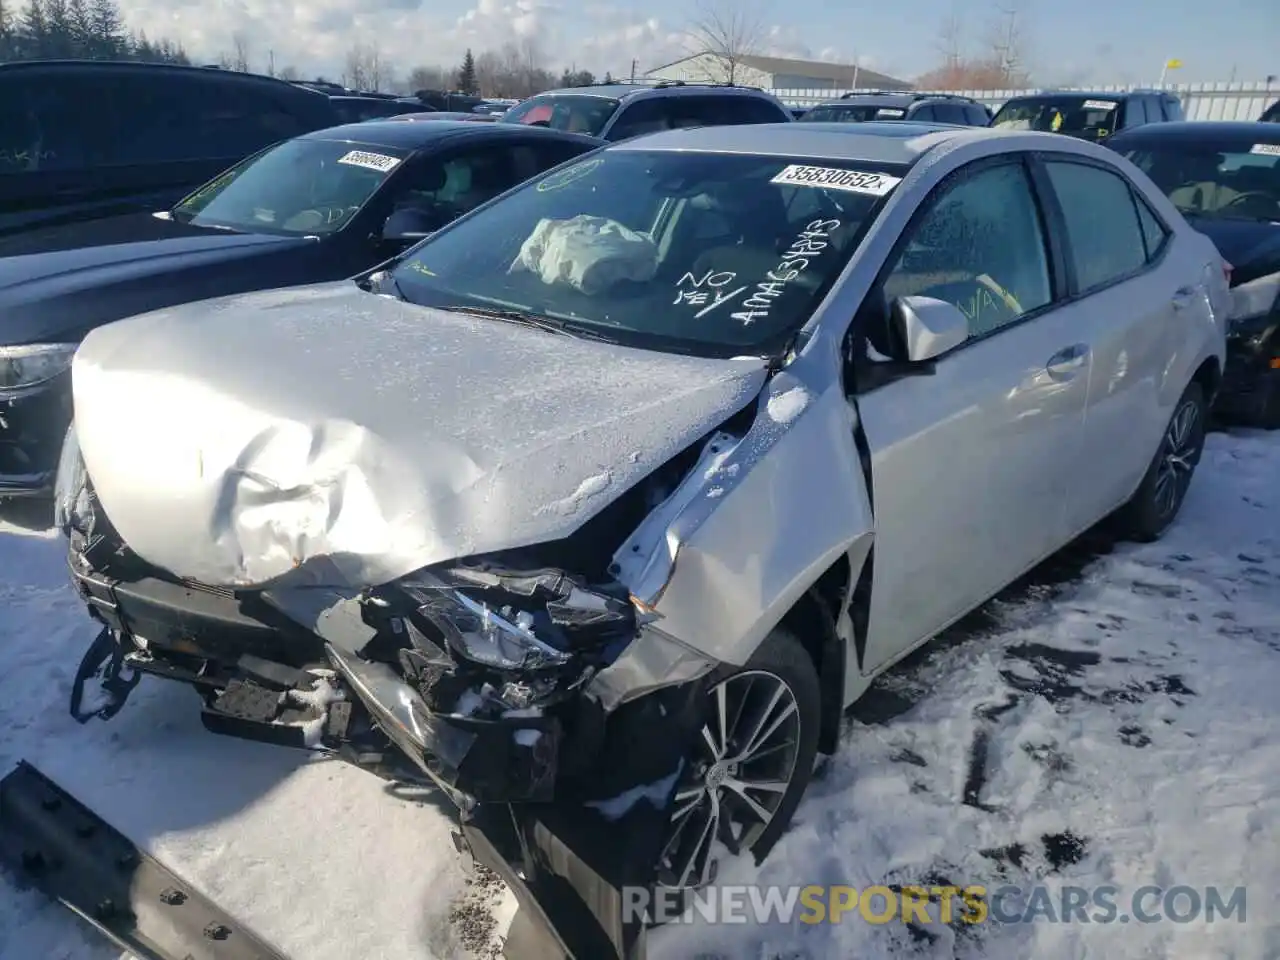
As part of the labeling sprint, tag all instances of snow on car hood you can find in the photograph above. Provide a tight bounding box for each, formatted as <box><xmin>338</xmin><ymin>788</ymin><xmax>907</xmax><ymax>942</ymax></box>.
<box><xmin>72</xmin><ymin>281</ymin><xmax>768</xmax><ymax>589</ymax></box>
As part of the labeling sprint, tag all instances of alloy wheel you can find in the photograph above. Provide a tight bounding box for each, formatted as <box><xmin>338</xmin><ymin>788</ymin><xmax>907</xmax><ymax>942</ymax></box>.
<box><xmin>1152</xmin><ymin>398</ymin><xmax>1201</xmax><ymax>519</ymax></box>
<box><xmin>655</xmin><ymin>670</ymin><xmax>803</xmax><ymax>892</ymax></box>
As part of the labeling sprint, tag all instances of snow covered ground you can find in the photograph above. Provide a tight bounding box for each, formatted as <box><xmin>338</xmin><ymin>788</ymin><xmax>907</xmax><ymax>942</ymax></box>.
<box><xmin>2</xmin><ymin>428</ymin><xmax>1277</xmax><ymax>960</ymax></box>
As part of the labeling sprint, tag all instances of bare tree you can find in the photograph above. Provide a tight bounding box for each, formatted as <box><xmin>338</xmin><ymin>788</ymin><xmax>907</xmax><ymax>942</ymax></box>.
<box><xmin>916</xmin><ymin>1</ymin><xmax>1031</xmax><ymax>90</ymax></box>
<box><xmin>343</xmin><ymin>40</ymin><xmax>394</xmax><ymax>91</ymax></box>
<box><xmin>230</xmin><ymin>29</ymin><xmax>250</xmax><ymax>72</ymax></box>
<box><xmin>684</xmin><ymin>0</ymin><xmax>766</xmax><ymax>84</ymax></box>
<box><xmin>278</xmin><ymin>64</ymin><xmax>300</xmax><ymax>82</ymax></box>
<box><xmin>407</xmin><ymin>64</ymin><xmax>454</xmax><ymax>94</ymax></box>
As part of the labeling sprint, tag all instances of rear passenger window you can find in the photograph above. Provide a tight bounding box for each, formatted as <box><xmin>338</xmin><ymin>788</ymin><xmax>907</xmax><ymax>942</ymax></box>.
<box><xmin>912</xmin><ymin>105</ymin><xmax>937</xmax><ymax>122</ymax></box>
<box><xmin>931</xmin><ymin>103</ymin><xmax>968</xmax><ymax>124</ymax></box>
<box><xmin>1044</xmin><ymin>160</ymin><xmax>1148</xmax><ymax>291</ymax></box>
<box><xmin>607</xmin><ymin>100</ymin><xmax>670</xmax><ymax>140</ymax></box>
<box><xmin>723</xmin><ymin>97</ymin><xmax>791</xmax><ymax>124</ymax></box>
<box><xmin>964</xmin><ymin>105</ymin><xmax>990</xmax><ymax>125</ymax></box>
<box><xmin>0</xmin><ymin>75</ymin><xmax>109</xmax><ymax>172</ymax></box>
<box><xmin>1134</xmin><ymin>193</ymin><xmax>1169</xmax><ymax>260</ymax></box>
<box><xmin>1125</xmin><ymin>98</ymin><xmax>1148</xmax><ymax>126</ymax></box>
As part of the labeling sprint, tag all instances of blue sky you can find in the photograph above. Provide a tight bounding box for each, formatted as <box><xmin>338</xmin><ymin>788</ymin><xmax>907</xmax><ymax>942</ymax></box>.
<box><xmin>115</xmin><ymin>0</ymin><xmax>1278</xmax><ymax>88</ymax></box>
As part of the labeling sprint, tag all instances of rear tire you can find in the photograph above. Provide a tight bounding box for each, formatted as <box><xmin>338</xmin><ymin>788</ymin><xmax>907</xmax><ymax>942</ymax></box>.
<box><xmin>1116</xmin><ymin>382</ymin><xmax>1207</xmax><ymax>542</ymax></box>
<box><xmin>653</xmin><ymin>627</ymin><xmax>821</xmax><ymax>894</ymax></box>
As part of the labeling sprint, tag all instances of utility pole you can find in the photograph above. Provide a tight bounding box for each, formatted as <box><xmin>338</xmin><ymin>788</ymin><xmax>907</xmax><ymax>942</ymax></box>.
<box><xmin>268</xmin><ymin>48</ymin><xmax>275</xmax><ymax>76</ymax></box>
<box><xmin>630</xmin><ymin>58</ymin><xmax>637</xmax><ymax>80</ymax></box>
<box><xmin>991</xmin><ymin>4</ymin><xmax>1019</xmax><ymax>83</ymax></box>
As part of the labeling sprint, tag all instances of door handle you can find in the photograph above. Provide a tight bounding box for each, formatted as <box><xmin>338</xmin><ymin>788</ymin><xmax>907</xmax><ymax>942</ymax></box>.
<box><xmin>1171</xmin><ymin>286</ymin><xmax>1198</xmax><ymax>310</ymax></box>
<box><xmin>1046</xmin><ymin>343</ymin><xmax>1089</xmax><ymax>379</ymax></box>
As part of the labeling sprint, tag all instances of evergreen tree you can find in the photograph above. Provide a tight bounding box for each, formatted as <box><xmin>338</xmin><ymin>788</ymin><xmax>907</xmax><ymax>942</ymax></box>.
<box><xmin>88</xmin><ymin>0</ymin><xmax>124</xmax><ymax>57</ymax></box>
<box><xmin>20</xmin><ymin>0</ymin><xmax>47</xmax><ymax>58</ymax></box>
<box><xmin>67</xmin><ymin>0</ymin><xmax>92</xmax><ymax>55</ymax></box>
<box><xmin>458</xmin><ymin>48</ymin><xmax>477</xmax><ymax>94</ymax></box>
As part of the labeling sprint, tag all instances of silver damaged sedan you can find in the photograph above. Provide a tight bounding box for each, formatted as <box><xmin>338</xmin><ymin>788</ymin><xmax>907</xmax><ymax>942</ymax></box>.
<box><xmin>56</xmin><ymin>121</ymin><xmax>1228</xmax><ymax>940</ymax></box>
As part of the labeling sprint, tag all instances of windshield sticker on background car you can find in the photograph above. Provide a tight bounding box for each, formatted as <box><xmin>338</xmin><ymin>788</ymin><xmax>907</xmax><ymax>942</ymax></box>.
<box><xmin>731</xmin><ymin>219</ymin><xmax>840</xmax><ymax>325</ymax></box>
<box><xmin>770</xmin><ymin>165</ymin><xmax>902</xmax><ymax>197</ymax></box>
<box><xmin>673</xmin><ymin>270</ymin><xmax>748</xmax><ymax>318</ymax></box>
<box><xmin>536</xmin><ymin>158</ymin><xmax>603</xmax><ymax>192</ymax></box>
<box><xmin>1249</xmin><ymin>143</ymin><xmax>1280</xmax><ymax>156</ymax></box>
<box><xmin>876</xmin><ymin>108</ymin><xmax>907</xmax><ymax>119</ymax></box>
<box><xmin>1082</xmin><ymin>100</ymin><xmax>1118</xmax><ymax>111</ymax></box>
<box><xmin>337</xmin><ymin>150</ymin><xmax>402</xmax><ymax>173</ymax></box>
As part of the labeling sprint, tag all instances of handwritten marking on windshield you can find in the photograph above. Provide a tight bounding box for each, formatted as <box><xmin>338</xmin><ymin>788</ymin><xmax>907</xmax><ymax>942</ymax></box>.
<box><xmin>732</xmin><ymin>219</ymin><xmax>840</xmax><ymax>326</ymax></box>
<box><xmin>673</xmin><ymin>270</ymin><xmax>747</xmax><ymax>317</ymax></box>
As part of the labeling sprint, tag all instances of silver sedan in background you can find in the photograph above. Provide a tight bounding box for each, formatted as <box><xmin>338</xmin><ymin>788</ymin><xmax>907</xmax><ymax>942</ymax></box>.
<box><xmin>56</xmin><ymin>120</ymin><xmax>1227</xmax><ymax>937</ymax></box>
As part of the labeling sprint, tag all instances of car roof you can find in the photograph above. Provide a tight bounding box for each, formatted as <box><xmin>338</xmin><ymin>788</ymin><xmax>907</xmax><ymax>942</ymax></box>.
<box><xmin>999</xmin><ymin>90</ymin><xmax>1169</xmax><ymax>104</ymax></box>
<box><xmin>1106</xmin><ymin>120</ymin><xmax>1280</xmax><ymax>146</ymax></box>
<box><xmin>531</xmin><ymin>83</ymin><xmax>774</xmax><ymax>101</ymax></box>
<box><xmin>610</xmin><ymin>121</ymin><xmax>992</xmax><ymax>164</ymax></box>
<box><xmin>300</xmin><ymin>120</ymin><xmax>601</xmax><ymax>151</ymax></box>
<box><xmin>0</xmin><ymin>58</ymin><xmax>319</xmax><ymax>93</ymax></box>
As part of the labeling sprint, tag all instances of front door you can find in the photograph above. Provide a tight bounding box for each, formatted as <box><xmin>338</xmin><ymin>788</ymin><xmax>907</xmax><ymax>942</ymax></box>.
<box><xmin>851</xmin><ymin>157</ymin><xmax>1092</xmax><ymax>674</ymax></box>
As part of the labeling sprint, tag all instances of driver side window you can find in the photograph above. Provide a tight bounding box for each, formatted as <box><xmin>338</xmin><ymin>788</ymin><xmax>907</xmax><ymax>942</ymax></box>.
<box><xmin>882</xmin><ymin>160</ymin><xmax>1052</xmax><ymax>341</ymax></box>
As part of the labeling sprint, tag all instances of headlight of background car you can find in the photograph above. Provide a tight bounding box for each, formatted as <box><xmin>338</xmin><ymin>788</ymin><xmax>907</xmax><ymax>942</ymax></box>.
<box><xmin>1229</xmin><ymin>271</ymin><xmax>1280</xmax><ymax>348</ymax></box>
<box><xmin>0</xmin><ymin>342</ymin><xmax>77</xmax><ymax>390</ymax></box>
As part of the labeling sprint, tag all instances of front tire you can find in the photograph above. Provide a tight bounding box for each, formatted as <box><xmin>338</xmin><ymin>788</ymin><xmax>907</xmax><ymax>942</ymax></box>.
<box><xmin>1116</xmin><ymin>382</ymin><xmax>1207</xmax><ymax>542</ymax></box>
<box><xmin>654</xmin><ymin>627</ymin><xmax>821</xmax><ymax>893</ymax></box>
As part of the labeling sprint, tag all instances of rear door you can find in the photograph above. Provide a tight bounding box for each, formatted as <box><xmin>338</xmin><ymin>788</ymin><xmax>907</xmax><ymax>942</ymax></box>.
<box><xmin>1034</xmin><ymin>153</ymin><xmax>1193</xmax><ymax>533</ymax></box>
<box><xmin>851</xmin><ymin>156</ymin><xmax>1090</xmax><ymax>672</ymax></box>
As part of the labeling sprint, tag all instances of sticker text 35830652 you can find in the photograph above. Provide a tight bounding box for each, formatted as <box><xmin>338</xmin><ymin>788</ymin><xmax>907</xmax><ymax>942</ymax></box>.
<box><xmin>337</xmin><ymin>150</ymin><xmax>402</xmax><ymax>173</ymax></box>
<box><xmin>732</xmin><ymin>219</ymin><xmax>840</xmax><ymax>326</ymax></box>
<box><xmin>770</xmin><ymin>165</ymin><xmax>902</xmax><ymax>197</ymax></box>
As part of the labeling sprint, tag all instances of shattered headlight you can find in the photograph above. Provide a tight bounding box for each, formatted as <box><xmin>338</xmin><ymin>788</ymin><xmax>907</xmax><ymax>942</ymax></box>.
<box><xmin>0</xmin><ymin>342</ymin><xmax>76</xmax><ymax>391</ymax></box>
<box><xmin>53</xmin><ymin>421</ymin><xmax>93</xmax><ymax>537</ymax></box>
<box><xmin>402</xmin><ymin>565</ymin><xmax>636</xmax><ymax>673</ymax></box>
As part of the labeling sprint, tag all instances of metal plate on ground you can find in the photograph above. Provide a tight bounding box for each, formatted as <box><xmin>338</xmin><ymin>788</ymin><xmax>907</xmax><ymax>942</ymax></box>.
<box><xmin>0</xmin><ymin>759</ymin><xmax>289</xmax><ymax>960</ymax></box>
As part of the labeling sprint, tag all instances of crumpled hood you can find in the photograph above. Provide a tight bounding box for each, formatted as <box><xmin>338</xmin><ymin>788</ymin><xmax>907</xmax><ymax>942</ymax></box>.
<box><xmin>72</xmin><ymin>282</ymin><xmax>768</xmax><ymax>589</ymax></box>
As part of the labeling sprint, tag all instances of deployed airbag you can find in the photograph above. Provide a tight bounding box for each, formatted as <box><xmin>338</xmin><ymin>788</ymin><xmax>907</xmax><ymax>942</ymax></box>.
<box><xmin>509</xmin><ymin>215</ymin><xmax>658</xmax><ymax>295</ymax></box>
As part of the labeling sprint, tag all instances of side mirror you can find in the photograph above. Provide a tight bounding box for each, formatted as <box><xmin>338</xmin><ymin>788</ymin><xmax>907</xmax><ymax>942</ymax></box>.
<box><xmin>381</xmin><ymin>208</ymin><xmax>436</xmax><ymax>245</ymax></box>
<box><xmin>889</xmin><ymin>295</ymin><xmax>968</xmax><ymax>362</ymax></box>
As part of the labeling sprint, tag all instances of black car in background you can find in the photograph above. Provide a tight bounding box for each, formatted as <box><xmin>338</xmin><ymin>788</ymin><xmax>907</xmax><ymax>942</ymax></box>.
<box><xmin>1108</xmin><ymin>121</ymin><xmax>1280</xmax><ymax>426</ymax></box>
<box><xmin>798</xmin><ymin>91</ymin><xmax>991</xmax><ymax>125</ymax></box>
<box><xmin>329</xmin><ymin>96</ymin><xmax>420</xmax><ymax>123</ymax></box>
<box><xmin>0</xmin><ymin>60</ymin><xmax>340</xmax><ymax>243</ymax></box>
<box><xmin>1261</xmin><ymin>99</ymin><xmax>1280</xmax><ymax>123</ymax></box>
<box><xmin>0</xmin><ymin>121</ymin><xmax>602</xmax><ymax>498</ymax></box>
<box><xmin>990</xmin><ymin>89</ymin><xmax>1183</xmax><ymax>141</ymax></box>
<box><xmin>501</xmin><ymin>80</ymin><xmax>792</xmax><ymax>140</ymax></box>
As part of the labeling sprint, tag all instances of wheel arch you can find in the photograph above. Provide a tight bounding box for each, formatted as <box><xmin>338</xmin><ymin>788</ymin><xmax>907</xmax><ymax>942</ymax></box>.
<box><xmin>1191</xmin><ymin>354</ymin><xmax>1221</xmax><ymax>405</ymax></box>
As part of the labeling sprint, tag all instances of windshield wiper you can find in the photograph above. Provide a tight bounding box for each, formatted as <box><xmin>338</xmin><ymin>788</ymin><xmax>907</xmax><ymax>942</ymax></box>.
<box><xmin>438</xmin><ymin>305</ymin><xmax>620</xmax><ymax>343</ymax></box>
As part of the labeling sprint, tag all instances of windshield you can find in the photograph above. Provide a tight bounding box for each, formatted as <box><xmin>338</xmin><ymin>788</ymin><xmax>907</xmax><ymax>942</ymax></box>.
<box><xmin>992</xmin><ymin>97</ymin><xmax>1119</xmax><ymax>139</ymax></box>
<box><xmin>389</xmin><ymin>150</ymin><xmax>900</xmax><ymax>357</ymax></box>
<box><xmin>502</xmin><ymin>95</ymin><xmax>620</xmax><ymax>135</ymax></box>
<box><xmin>172</xmin><ymin>138</ymin><xmax>407</xmax><ymax>235</ymax></box>
<box><xmin>800</xmin><ymin>104</ymin><xmax>907</xmax><ymax>123</ymax></box>
<box><xmin>1123</xmin><ymin>142</ymin><xmax>1280</xmax><ymax>222</ymax></box>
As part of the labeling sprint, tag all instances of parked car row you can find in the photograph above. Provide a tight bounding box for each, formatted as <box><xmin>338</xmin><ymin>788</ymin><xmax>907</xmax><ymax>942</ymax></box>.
<box><xmin>42</xmin><ymin>116</ymin><xmax>1234</xmax><ymax>958</ymax></box>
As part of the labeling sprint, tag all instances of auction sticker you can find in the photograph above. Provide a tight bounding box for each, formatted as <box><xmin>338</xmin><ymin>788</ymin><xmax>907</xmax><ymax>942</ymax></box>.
<box><xmin>1082</xmin><ymin>99</ymin><xmax>1117</xmax><ymax>111</ymax></box>
<box><xmin>771</xmin><ymin>164</ymin><xmax>902</xmax><ymax>196</ymax></box>
<box><xmin>337</xmin><ymin>150</ymin><xmax>402</xmax><ymax>173</ymax></box>
<box><xmin>1249</xmin><ymin>143</ymin><xmax>1280</xmax><ymax>156</ymax></box>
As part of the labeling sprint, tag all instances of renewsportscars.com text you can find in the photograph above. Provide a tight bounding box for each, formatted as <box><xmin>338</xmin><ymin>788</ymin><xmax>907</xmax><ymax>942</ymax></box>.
<box><xmin>623</xmin><ymin>884</ymin><xmax>1248</xmax><ymax>926</ymax></box>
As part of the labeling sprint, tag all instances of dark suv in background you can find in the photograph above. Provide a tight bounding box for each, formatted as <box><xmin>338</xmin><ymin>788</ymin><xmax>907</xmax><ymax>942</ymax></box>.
<box><xmin>798</xmin><ymin>91</ymin><xmax>992</xmax><ymax>126</ymax></box>
<box><xmin>501</xmin><ymin>80</ymin><xmax>792</xmax><ymax>140</ymax></box>
<box><xmin>0</xmin><ymin>60</ymin><xmax>339</xmax><ymax>244</ymax></box>
<box><xmin>990</xmin><ymin>89</ymin><xmax>1183</xmax><ymax>141</ymax></box>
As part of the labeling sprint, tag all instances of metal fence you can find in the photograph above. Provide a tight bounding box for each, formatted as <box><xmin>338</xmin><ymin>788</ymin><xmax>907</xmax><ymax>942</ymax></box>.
<box><xmin>768</xmin><ymin>81</ymin><xmax>1278</xmax><ymax>121</ymax></box>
